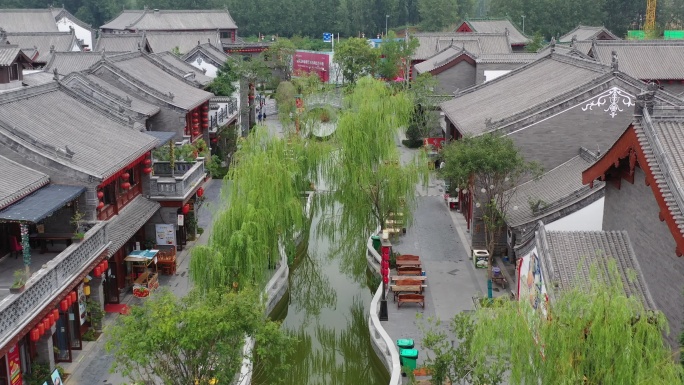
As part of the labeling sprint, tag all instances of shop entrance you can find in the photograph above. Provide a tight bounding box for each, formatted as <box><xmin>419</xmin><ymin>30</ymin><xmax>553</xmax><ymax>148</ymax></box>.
<box><xmin>103</xmin><ymin>265</ymin><xmax>120</xmax><ymax>304</ymax></box>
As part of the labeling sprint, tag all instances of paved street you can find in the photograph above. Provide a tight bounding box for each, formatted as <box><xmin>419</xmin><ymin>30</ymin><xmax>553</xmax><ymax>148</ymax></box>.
<box><xmin>64</xmin><ymin>177</ymin><xmax>224</xmax><ymax>385</ymax></box>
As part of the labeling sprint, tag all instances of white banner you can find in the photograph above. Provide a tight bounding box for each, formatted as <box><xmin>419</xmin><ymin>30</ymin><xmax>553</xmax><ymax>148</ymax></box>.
<box><xmin>156</xmin><ymin>224</ymin><xmax>176</xmax><ymax>246</ymax></box>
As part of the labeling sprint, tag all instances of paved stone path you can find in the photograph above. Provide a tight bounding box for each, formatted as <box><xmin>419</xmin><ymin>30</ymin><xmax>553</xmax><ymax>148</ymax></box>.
<box><xmin>64</xmin><ymin>177</ymin><xmax>224</xmax><ymax>385</ymax></box>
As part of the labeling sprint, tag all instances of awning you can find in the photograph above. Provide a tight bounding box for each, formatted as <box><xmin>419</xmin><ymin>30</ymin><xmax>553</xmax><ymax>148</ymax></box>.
<box><xmin>107</xmin><ymin>196</ymin><xmax>161</xmax><ymax>256</ymax></box>
<box><xmin>144</xmin><ymin>131</ymin><xmax>177</xmax><ymax>148</ymax></box>
<box><xmin>0</xmin><ymin>184</ymin><xmax>85</xmax><ymax>223</ymax></box>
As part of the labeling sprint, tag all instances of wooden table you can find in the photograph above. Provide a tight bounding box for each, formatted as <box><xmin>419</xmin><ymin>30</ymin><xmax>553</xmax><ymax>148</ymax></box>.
<box><xmin>29</xmin><ymin>233</ymin><xmax>73</xmax><ymax>253</ymax></box>
<box><xmin>391</xmin><ymin>275</ymin><xmax>427</xmax><ymax>283</ymax></box>
<box><xmin>390</xmin><ymin>284</ymin><xmax>423</xmax><ymax>302</ymax></box>
<box><xmin>395</xmin><ymin>259</ymin><xmax>422</xmax><ymax>267</ymax></box>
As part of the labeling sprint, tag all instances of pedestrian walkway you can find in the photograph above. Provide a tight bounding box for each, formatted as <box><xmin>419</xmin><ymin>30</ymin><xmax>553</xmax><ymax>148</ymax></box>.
<box><xmin>380</xmin><ymin>141</ymin><xmax>515</xmax><ymax>382</ymax></box>
<box><xmin>64</xmin><ymin>177</ymin><xmax>224</xmax><ymax>384</ymax></box>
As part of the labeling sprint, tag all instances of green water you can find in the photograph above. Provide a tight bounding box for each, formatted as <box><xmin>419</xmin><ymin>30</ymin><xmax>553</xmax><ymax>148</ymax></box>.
<box><xmin>253</xmin><ymin>212</ymin><xmax>390</xmax><ymax>385</ymax></box>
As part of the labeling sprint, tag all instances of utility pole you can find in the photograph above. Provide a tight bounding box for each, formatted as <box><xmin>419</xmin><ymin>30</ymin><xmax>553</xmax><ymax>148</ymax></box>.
<box><xmin>522</xmin><ymin>15</ymin><xmax>526</xmax><ymax>34</ymax></box>
<box><xmin>385</xmin><ymin>14</ymin><xmax>389</xmax><ymax>36</ymax></box>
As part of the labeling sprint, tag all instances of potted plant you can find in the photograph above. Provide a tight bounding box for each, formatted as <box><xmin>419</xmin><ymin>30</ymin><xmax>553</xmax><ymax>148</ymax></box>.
<box><xmin>10</xmin><ymin>269</ymin><xmax>26</xmax><ymax>294</ymax></box>
<box><xmin>70</xmin><ymin>211</ymin><xmax>86</xmax><ymax>242</ymax></box>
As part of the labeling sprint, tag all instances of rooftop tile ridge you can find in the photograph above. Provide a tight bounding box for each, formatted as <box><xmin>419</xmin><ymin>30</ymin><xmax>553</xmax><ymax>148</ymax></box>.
<box><xmin>62</xmin><ymin>72</ymin><xmax>132</xmax><ymax>106</ymax></box>
<box><xmin>0</xmin><ymin>8</ymin><xmax>54</xmax><ymax>13</ymax></box>
<box><xmin>140</xmin><ymin>52</ymin><xmax>202</xmax><ymax>87</ymax></box>
<box><xmin>57</xmin><ymin>82</ymin><xmax>134</xmax><ymax>127</ymax></box>
<box><xmin>0</xmin><ymin>82</ymin><xmax>59</xmax><ymax>105</ymax></box>
<box><xmin>125</xmin><ymin>9</ymin><xmax>148</xmax><ymax>30</ymax></box>
<box><xmin>93</xmin><ymin>61</ymin><xmax>173</xmax><ymax>102</ymax></box>
<box><xmin>6</xmin><ymin>31</ymin><xmax>73</xmax><ymax>36</ymax></box>
<box><xmin>0</xmin><ymin>172</ymin><xmax>50</xmax><ymax>210</ymax></box>
<box><xmin>55</xmin><ymin>8</ymin><xmax>95</xmax><ymax>30</ymax></box>
<box><xmin>550</xmin><ymin>52</ymin><xmax>610</xmax><ymax>72</ymax></box>
<box><xmin>0</xmin><ymin>115</ymin><xmax>81</xmax><ymax>163</ymax></box>
<box><xmin>148</xmin><ymin>9</ymin><xmax>232</xmax><ymax>14</ymax></box>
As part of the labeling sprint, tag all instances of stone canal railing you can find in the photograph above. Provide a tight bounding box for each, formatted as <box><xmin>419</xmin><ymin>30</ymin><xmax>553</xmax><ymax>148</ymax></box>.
<box><xmin>366</xmin><ymin>229</ymin><xmax>402</xmax><ymax>385</ymax></box>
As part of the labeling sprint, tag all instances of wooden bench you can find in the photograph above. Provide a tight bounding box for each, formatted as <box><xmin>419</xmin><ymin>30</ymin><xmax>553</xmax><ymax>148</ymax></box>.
<box><xmin>397</xmin><ymin>294</ymin><xmax>425</xmax><ymax>309</ymax></box>
<box><xmin>396</xmin><ymin>259</ymin><xmax>422</xmax><ymax>268</ymax></box>
<box><xmin>397</xmin><ymin>266</ymin><xmax>423</xmax><ymax>276</ymax></box>
<box><xmin>390</xmin><ymin>279</ymin><xmax>424</xmax><ymax>302</ymax></box>
<box><xmin>391</xmin><ymin>275</ymin><xmax>426</xmax><ymax>283</ymax></box>
<box><xmin>396</xmin><ymin>254</ymin><xmax>420</xmax><ymax>262</ymax></box>
<box><xmin>29</xmin><ymin>233</ymin><xmax>73</xmax><ymax>253</ymax></box>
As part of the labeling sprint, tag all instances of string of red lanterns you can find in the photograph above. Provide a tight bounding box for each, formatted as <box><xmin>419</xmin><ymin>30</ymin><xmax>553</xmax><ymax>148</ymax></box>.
<box><xmin>197</xmin><ymin>187</ymin><xmax>204</xmax><ymax>198</ymax></box>
<box><xmin>182</xmin><ymin>204</ymin><xmax>190</xmax><ymax>215</ymax></box>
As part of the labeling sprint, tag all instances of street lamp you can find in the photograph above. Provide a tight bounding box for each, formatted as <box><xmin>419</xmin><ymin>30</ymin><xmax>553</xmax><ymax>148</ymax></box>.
<box><xmin>522</xmin><ymin>15</ymin><xmax>526</xmax><ymax>34</ymax></box>
<box><xmin>385</xmin><ymin>15</ymin><xmax>389</xmax><ymax>37</ymax></box>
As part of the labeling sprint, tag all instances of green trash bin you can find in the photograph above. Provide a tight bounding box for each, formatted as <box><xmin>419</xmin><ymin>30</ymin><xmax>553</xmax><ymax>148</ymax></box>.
<box><xmin>371</xmin><ymin>235</ymin><xmax>381</xmax><ymax>252</ymax></box>
<box><xmin>400</xmin><ymin>349</ymin><xmax>419</xmax><ymax>371</ymax></box>
<box><xmin>397</xmin><ymin>339</ymin><xmax>414</xmax><ymax>349</ymax></box>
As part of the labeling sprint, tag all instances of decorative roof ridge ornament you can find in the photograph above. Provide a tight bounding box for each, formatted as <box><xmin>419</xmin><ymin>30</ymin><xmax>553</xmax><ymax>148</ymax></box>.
<box><xmin>570</xmin><ymin>35</ymin><xmax>577</xmax><ymax>48</ymax></box>
<box><xmin>549</xmin><ymin>36</ymin><xmax>556</xmax><ymax>53</ymax></box>
<box><xmin>635</xmin><ymin>82</ymin><xmax>658</xmax><ymax>116</ymax></box>
<box><xmin>611</xmin><ymin>50</ymin><xmax>618</xmax><ymax>73</ymax></box>
<box><xmin>53</xmin><ymin>67</ymin><xmax>59</xmax><ymax>81</ymax></box>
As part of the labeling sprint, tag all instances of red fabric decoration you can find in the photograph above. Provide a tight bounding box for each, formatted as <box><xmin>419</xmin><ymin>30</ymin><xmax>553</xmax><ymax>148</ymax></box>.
<box><xmin>97</xmin><ymin>191</ymin><xmax>104</xmax><ymax>199</ymax></box>
<box><xmin>122</xmin><ymin>182</ymin><xmax>131</xmax><ymax>190</ymax></box>
<box><xmin>30</xmin><ymin>329</ymin><xmax>39</xmax><ymax>342</ymax></box>
<box><xmin>143</xmin><ymin>167</ymin><xmax>152</xmax><ymax>174</ymax></box>
<box><xmin>197</xmin><ymin>187</ymin><xmax>204</xmax><ymax>197</ymax></box>
<box><xmin>97</xmin><ymin>202</ymin><xmax>105</xmax><ymax>210</ymax></box>
<box><xmin>70</xmin><ymin>291</ymin><xmax>77</xmax><ymax>303</ymax></box>
<box><xmin>143</xmin><ymin>158</ymin><xmax>152</xmax><ymax>166</ymax></box>
<box><xmin>60</xmin><ymin>300</ymin><xmax>68</xmax><ymax>311</ymax></box>
<box><xmin>182</xmin><ymin>204</ymin><xmax>190</xmax><ymax>214</ymax></box>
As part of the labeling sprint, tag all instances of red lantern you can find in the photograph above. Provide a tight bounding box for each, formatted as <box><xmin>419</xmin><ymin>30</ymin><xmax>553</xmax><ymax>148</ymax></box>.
<box><xmin>202</xmin><ymin>123</ymin><xmax>209</xmax><ymax>129</ymax></box>
<box><xmin>70</xmin><ymin>291</ymin><xmax>77</xmax><ymax>303</ymax></box>
<box><xmin>211</xmin><ymin>138</ymin><xmax>218</xmax><ymax>143</ymax></box>
<box><xmin>382</xmin><ymin>275</ymin><xmax>389</xmax><ymax>284</ymax></box>
<box><xmin>121</xmin><ymin>172</ymin><xmax>130</xmax><ymax>180</ymax></box>
<box><xmin>43</xmin><ymin>319</ymin><xmax>50</xmax><ymax>331</ymax></box>
<box><xmin>97</xmin><ymin>191</ymin><xmax>104</xmax><ymax>199</ymax></box>
<box><xmin>94</xmin><ymin>266</ymin><xmax>102</xmax><ymax>277</ymax></box>
<box><xmin>202</xmin><ymin>105</ymin><xmax>209</xmax><ymax>111</ymax></box>
<box><xmin>122</xmin><ymin>182</ymin><xmax>131</xmax><ymax>190</ymax></box>
<box><xmin>60</xmin><ymin>300</ymin><xmax>68</xmax><ymax>311</ymax></box>
<box><xmin>197</xmin><ymin>187</ymin><xmax>204</xmax><ymax>198</ymax></box>
<box><xmin>182</xmin><ymin>204</ymin><xmax>190</xmax><ymax>214</ymax></box>
<box><xmin>143</xmin><ymin>158</ymin><xmax>152</xmax><ymax>166</ymax></box>
<box><xmin>38</xmin><ymin>323</ymin><xmax>44</xmax><ymax>335</ymax></box>
<box><xmin>48</xmin><ymin>313</ymin><xmax>55</xmax><ymax>326</ymax></box>
<box><xmin>97</xmin><ymin>201</ymin><xmax>105</xmax><ymax>210</ymax></box>
<box><xmin>30</xmin><ymin>328</ymin><xmax>39</xmax><ymax>342</ymax></box>
<box><xmin>192</xmin><ymin>117</ymin><xmax>199</xmax><ymax>124</ymax></box>
<box><xmin>52</xmin><ymin>309</ymin><xmax>59</xmax><ymax>321</ymax></box>
<box><xmin>103</xmin><ymin>260</ymin><xmax>109</xmax><ymax>270</ymax></box>
<box><xmin>66</xmin><ymin>296</ymin><xmax>72</xmax><ymax>307</ymax></box>
<box><xmin>192</xmin><ymin>111</ymin><xmax>199</xmax><ymax>118</ymax></box>
<box><xmin>143</xmin><ymin>167</ymin><xmax>152</xmax><ymax>174</ymax></box>
<box><xmin>192</xmin><ymin>130</ymin><xmax>200</xmax><ymax>136</ymax></box>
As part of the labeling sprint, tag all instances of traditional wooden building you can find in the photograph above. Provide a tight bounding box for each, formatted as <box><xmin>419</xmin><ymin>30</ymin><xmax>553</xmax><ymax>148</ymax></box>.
<box><xmin>582</xmin><ymin>97</ymin><xmax>684</xmax><ymax>346</ymax></box>
<box><xmin>440</xmin><ymin>52</ymin><xmax>683</xmax><ymax>252</ymax></box>
<box><xmin>558</xmin><ymin>25</ymin><xmax>620</xmax><ymax>43</ymax></box>
<box><xmin>5</xmin><ymin>31</ymin><xmax>81</xmax><ymax>66</ymax></box>
<box><xmin>94</xmin><ymin>32</ymin><xmax>151</xmax><ymax>53</ymax></box>
<box><xmin>145</xmin><ymin>30</ymin><xmax>223</xmax><ymax>54</ymax></box>
<box><xmin>183</xmin><ymin>42</ymin><xmax>231</xmax><ymax>77</ymax></box>
<box><xmin>455</xmin><ymin>18</ymin><xmax>530</xmax><ymax>51</ymax></box>
<box><xmin>0</xmin><ymin>45</ymin><xmax>32</xmax><ymax>91</ymax></box>
<box><xmin>50</xmin><ymin>6</ymin><xmax>96</xmax><ymax>50</ymax></box>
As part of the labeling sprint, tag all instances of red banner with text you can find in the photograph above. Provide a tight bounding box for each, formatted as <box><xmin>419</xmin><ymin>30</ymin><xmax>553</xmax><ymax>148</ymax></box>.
<box><xmin>293</xmin><ymin>51</ymin><xmax>330</xmax><ymax>83</ymax></box>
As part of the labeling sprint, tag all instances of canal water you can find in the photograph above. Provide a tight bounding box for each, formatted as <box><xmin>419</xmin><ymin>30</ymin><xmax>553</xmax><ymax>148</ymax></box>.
<box><xmin>253</xmin><ymin>208</ymin><xmax>390</xmax><ymax>384</ymax></box>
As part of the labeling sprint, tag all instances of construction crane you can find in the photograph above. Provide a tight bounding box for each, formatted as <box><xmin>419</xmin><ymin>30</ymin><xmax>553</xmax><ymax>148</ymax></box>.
<box><xmin>645</xmin><ymin>0</ymin><xmax>657</xmax><ymax>36</ymax></box>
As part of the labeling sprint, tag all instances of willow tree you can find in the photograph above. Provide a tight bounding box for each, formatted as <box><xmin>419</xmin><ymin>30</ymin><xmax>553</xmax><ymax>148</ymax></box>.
<box><xmin>318</xmin><ymin>77</ymin><xmax>427</xmax><ymax>253</ymax></box>
<box><xmin>190</xmin><ymin>128</ymin><xmax>329</xmax><ymax>291</ymax></box>
<box><xmin>425</xmin><ymin>261</ymin><xmax>683</xmax><ymax>385</ymax></box>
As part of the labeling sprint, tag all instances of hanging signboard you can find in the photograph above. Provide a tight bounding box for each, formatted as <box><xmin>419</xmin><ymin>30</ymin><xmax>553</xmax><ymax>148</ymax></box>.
<box><xmin>8</xmin><ymin>344</ymin><xmax>21</xmax><ymax>385</ymax></box>
<box><xmin>78</xmin><ymin>283</ymin><xmax>87</xmax><ymax>326</ymax></box>
<box><xmin>156</xmin><ymin>224</ymin><xmax>176</xmax><ymax>246</ymax></box>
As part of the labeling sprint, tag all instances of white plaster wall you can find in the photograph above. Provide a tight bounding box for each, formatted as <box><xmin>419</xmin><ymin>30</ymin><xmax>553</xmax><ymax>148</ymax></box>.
<box><xmin>545</xmin><ymin>198</ymin><xmax>604</xmax><ymax>232</ymax></box>
<box><xmin>190</xmin><ymin>57</ymin><xmax>219</xmax><ymax>78</ymax></box>
<box><xmin>484</xmin><ymin>70</ymin><xmax>510</xmax><ymax>82</ymax></box>
<box><xmin>56</xmin><ymin>17</ymin><xmax>92</xmax><ymax>50</ymax></box>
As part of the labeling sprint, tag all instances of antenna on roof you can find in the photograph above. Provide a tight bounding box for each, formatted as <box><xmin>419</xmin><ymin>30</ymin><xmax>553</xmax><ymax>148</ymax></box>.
<box><xmin>596</xmin><ymin>144</ymin><xmax>600</xmax><ymax>156</ymax></box>
<box><xmin>53</xmin><ymin>68</ymin><xmax>59</xmax><ymax>81</ymax></box>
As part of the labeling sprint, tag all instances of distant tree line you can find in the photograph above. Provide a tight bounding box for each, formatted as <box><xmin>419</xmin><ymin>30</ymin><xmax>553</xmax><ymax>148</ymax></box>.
<box><xmin>3</xmin><ymin>0</ymin><xmax>683</xmax><ymax>40</ymax></box>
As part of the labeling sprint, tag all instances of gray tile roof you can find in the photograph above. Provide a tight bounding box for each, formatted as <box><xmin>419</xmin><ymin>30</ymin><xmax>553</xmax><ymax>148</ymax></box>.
<box><xmin>101</xmin><ymin>9</ymin><xmax>237</xmax><ymax>31</ymax></box>
<box><xmin>6</xmin><ymin>32</ymin><xmax>79</xmax><ymax>63</ymax></box>
<box><xmin>412</xmin><ymin>32</ymin><xmax>511</xmax><ymax>60</ymax></box>
<box><xmin>440</xmin><ymin>54</ymin><xmax>609</xmax><ymax>136</ymax></box>
<box><xmin>590</xmin><ymin>40</ymin><xmax>684</xmax><ymax>80</ymax></box>
<box><xmin>94</xmin><ymin>33</ymin><xmax>147</xmax><ymax>53</ymax></box>
<box><xmin>50</xmin><ymin>7</ymin><xmax>95</xmax><ymax>33</ymax></box>
<box><xmin>105</xmin><ymin>195</ymin><xmax>160</xmax><ymax>256</ymax></box>
<box><xmin>145</xmin><ymin>30</ymin><xmax>222</xmax><ymax>54</ymax></box>
<box><xmin>0</xmin><ymin>45</ymin><xmax>23</xmax><ymax>66</ymax></box>
<box><xmin>44</xmin><ymin>51</ymin><xmax>109</xmax><ymax>75</ymax></box>
<box><xmin>103</xmin><ymin>52</ymin><xmax>213</xmax><ymax>110</ymax></box>
<box><xmin>182</xmin><ymin>43</ymin><xmax>229</xmax><ymax>66</ymax></box>
<box><xmin>152</xmin><ymin>52</ymin><xmax>213</xmax><ymax>86</ymax></box>
<box><xmin>463</xmin><ymin>19</ymin><xmax>530</xmax><ymax>45</ymax></box>
<box><xmin>634</xmin><ymin>111</ymin><xmax>684</xmax><ymax>242</ymax></box>
<box><xmin>0</xmin><ymin>83</ymin><xmax>158</xmax><ymax>181</ymax></box>
<box><xmin>0</xmin><ymin>9</ymin><xmax>59</xmax><ymax>32</ymax></box>
<box><xmin>0</xmin><ymin>184</ymin><xmax>85</xmax><ymax>223</ymax></box>
<box><xmin>84</xmin><ymin>74</ymin><xmax>161</xmax><ymax>116</ymax></box>
<box><xmin>0</xmin><ymin>154</ymin><xmax>49</xmax><ymax>209</ymax></box>
<box><xmin>506</xmin><ymin>155</ymin><xmax>604</xmax><ymax>229</ymax></box>
<box><xmin>414</xmin><ymin>46</ymin><xmax>474</xmax><ymax>74</ymax></box>
<box><xmin>536</xmin><ymin>222</ymin><xmax>656</xmax><ymax>309</ymax></box>
<box><xmin>559</xmin><ymin>25</ymin><xmax>620</xmax><ymax>43</ymax></box>
<box><xmin>60</xmin><ymin>72</ymin><xmax>161</xmax><ymax>118</ymax></box>
<box><xmin>21</xmin><ymin>71</ymin><xmax>56</xmax><ymax>87</ymax></box>
<box><xmin>475</xmin><ymin>52</ymin><xmax>537</xmax><ymax>64</ymax></box>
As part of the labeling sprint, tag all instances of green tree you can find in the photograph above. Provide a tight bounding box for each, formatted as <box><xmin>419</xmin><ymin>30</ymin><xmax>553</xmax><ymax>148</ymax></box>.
<box><xmin>206</xmin><ymin>60</ymin><xmax>237</xmax><ymax>96</ymax></box>
<box><xmin>333</xmin><ymin>37</ymin><xmax>379</xmax><ymax>85</ymax></box>
<box><xmin>525</xmin><ymin>31</ymin><xmax>545</xmax><ymax>52</ymax></box>
<box><xmin>406</xmin><ymin>73</ymin><xmax>439</xmax><ymax>143</ymax></box>
<box><xmin>264</xmin><ymin>38</ymin><xmax>297</xmax><ymax>80</ymax></box>
<box><xmin>275</xmin><ymin>80</ymin><xmax>297</xmax><ymax>129</ymax></box>
<box><xmin>439</xmin><ymin>134</ymin><xmax>537</xmax><ymax>293</ymax></box>
<box><xmin>106</xmin><ymin>288</ymin><xmax>294</xmax><ymax>385</ymax></box>
<box><xmin>457</xmin><ymin>262</ymin><xmax>682</xmax><ymax>384</ymax></box>
<box><xmin>418</xmin><ymin>0</ymin><xmax>459</xmax><ymax>31</ymax></box>
<box><xmin>319</xmin><ymin>78</ymin><xmax>427</xmax><ymax>253</ymax></box>
<box><xmin>377</xmin><ymin>31</ymin><xmax>418</xmax><ymax>81</ymax></box>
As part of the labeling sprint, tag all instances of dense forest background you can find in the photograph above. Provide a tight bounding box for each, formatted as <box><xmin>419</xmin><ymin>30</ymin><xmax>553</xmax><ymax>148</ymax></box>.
<box><xmin>3</xmin><ymin>0</ymin><xmax>684</xmax><ymax>40</ymax></box>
